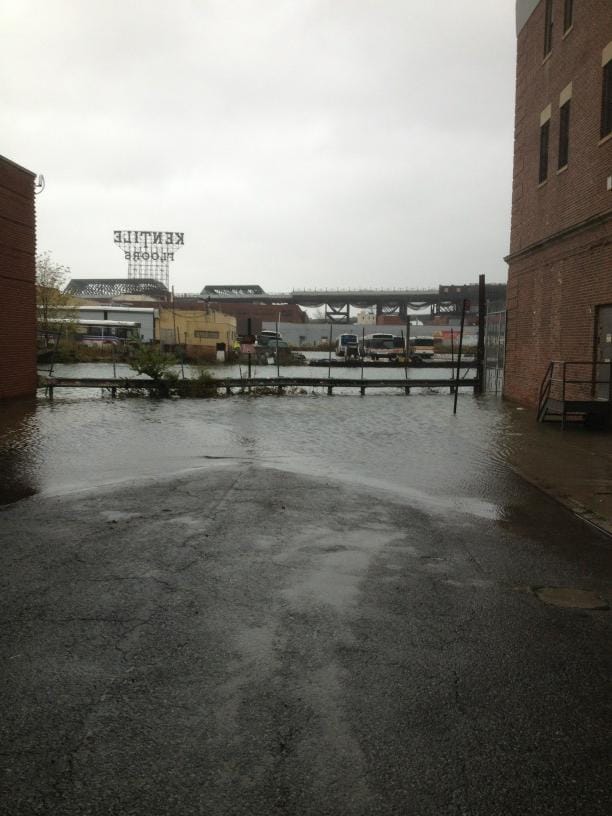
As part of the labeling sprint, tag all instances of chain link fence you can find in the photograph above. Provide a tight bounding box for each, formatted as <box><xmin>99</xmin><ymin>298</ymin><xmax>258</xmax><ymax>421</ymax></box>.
<box><xmin>483</xmin><ymin>309</ymin><xmax>506</xmax><ymax>394</ymax></box>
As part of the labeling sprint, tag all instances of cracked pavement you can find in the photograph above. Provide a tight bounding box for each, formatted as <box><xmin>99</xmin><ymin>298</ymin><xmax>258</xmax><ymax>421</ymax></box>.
<box><xmin>1</xmin><ymin>462</ymin><xmax>611</xmax><ymax>815</ymax></box>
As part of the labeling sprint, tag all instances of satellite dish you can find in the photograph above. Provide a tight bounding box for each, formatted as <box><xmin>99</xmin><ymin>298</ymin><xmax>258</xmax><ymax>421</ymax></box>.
<box><xmin>34</xmin><ymin>175</ymin><xmax>45</xmax><ymax>194</ymax></box>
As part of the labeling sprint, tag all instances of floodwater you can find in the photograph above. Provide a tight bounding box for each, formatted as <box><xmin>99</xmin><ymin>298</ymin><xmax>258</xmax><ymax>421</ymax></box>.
<box><xmin>3</xmin><ymin>365</ymin><xmax>610</xmax><ymax>816</ymax></box>
<box><xmin>1</xmin><ymin>359</ymin><xmax>610</xmax><ymax>527</ymax></box>
<box><xmin>2</xmin><ymin>361</ymin><xmax>517</xmax><ymax>509</ymax></box>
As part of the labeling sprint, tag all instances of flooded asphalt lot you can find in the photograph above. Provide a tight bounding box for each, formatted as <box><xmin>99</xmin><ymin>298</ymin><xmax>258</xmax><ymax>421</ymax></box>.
<box><xmin>0</xmin><ymin>377</ymin><xmax>611</xmax><ymax>815</ymax></box>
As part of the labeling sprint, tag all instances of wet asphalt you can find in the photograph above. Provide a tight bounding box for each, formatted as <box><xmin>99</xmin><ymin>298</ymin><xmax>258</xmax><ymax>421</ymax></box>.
<box><xmin>1</xmin><ymin>458</ymin><xmax>611</xmax><ymax>815</ymax></box>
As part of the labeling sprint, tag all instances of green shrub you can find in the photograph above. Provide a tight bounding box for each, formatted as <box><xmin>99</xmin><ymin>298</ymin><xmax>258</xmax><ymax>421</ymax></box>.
<box><xmin>128</xmin><ymin>344</ymin><xmax>178</xmax><ymax>381</ymax></box>
<box><xmin>177</xmin><ymin>368</ymin><xmax>216</xmax><ymax>397</ymax></box>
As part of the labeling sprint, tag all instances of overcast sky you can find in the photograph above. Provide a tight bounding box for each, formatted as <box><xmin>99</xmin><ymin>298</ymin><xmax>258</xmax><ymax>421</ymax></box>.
<box><xmin>2</xmin><ymin>1</ymin><xmax>517</xmax><ymax>294</ymax></box>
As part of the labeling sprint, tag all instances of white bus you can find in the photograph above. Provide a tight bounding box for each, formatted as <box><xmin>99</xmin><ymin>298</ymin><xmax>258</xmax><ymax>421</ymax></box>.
<box><xmin>46</xmin><ymin>318</ymin><xmax>141</xmax><ymax>346</ymax></box>
<box><xmin>410</xmin><ymin>337</ymin><xmax>435</xmax><ymax>358</ymax></box>
<box><xmin>360</xmin><ymin>333</ymin><xmax>404</xmax><ymax>360</ymax></box>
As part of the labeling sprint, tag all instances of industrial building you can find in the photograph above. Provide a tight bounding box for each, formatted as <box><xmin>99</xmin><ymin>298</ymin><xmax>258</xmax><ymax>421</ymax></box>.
<box><xmin>0</xmin><ymin>156</ymin><xmax>37</xmax><ymax>399</ymax></box>
<box><xmin>504</xmin><ymin>0</ymin><xmax>612</xmax><ymax>406</ymax></box>
<box><xmin>157</xmin><ymin>309</ymin><xmax>237</xmax><ymax>360</ymax></box>
<box><xmin>64</xmin><ymin>280</ymin><xmax>238</xmax><ymax>360</ymax></box>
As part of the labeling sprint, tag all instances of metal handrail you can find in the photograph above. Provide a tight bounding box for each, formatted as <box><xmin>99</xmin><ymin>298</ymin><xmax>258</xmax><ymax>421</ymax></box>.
<box><xmin>537</xmin><ymin>361</ymin><xmax>554</xmax><ymax>422</ymax></box>
<box><xmin>561</xmin><ymin>362</ymin><xmax>567</xmax><ymax>428</ymax></box>
<box><xmin>538</xmin><ymin>359</ymin><xmax>612</xmax><ymax>426</ymax></box>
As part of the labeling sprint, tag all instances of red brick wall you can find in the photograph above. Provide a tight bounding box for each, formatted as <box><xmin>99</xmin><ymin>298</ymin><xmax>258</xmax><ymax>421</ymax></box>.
<box><xmin>505</xmin><ymin>0</ymin><xmax>612</xmax><ymax>405</ymax></box>
<box><xmin>505</xmin><ymin>223</ymin><xmax>612</xmax><ymax>406</ymax></box>
<box><xmin>209</xmin><ymin>303</ymin><xmax>307</xmax><ymax>336</ymax></box>
<box><xmin>0</xmin><ymin>157</ymin><xmax>37</xmax><ymax>399</ymax></box>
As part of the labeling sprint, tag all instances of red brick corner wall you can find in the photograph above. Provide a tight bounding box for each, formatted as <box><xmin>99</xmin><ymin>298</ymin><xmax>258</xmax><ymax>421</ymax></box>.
<box><xmin>0</xmin><ymin>156</ymin><xmax>37</xmax><ymax>399</ymax></box>
<box><xmin>509</xmin><ymin>1</ymin><xmax>612</xmax><ymax>258</ymax></box>
<box><xmin>505</xmin><ymin>222</ymin><xmax>612</xmax><ymax>407</ymax></box>
<box><xmin>505</xmin><ymin>0</ymin><xmax>612</xmax><ymax>406</ymax></box>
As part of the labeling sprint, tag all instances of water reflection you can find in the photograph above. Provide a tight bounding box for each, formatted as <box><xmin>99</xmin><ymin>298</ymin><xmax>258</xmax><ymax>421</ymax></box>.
<box><xmin>490</xmin><ymin>400</ymin><xmax>612</xmax><ymax>529</ymax></box>
<box><xmin>0</xmin><ymin>398</ymin><xmax>39</xmax><ymax>504</ymax></box>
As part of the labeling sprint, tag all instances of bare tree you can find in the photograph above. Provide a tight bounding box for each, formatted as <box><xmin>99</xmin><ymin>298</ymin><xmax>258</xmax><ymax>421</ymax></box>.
<box><xmin>36</xmin><ymin>252</ymin><xmax>74</xmax><ymax>342</ymax></box>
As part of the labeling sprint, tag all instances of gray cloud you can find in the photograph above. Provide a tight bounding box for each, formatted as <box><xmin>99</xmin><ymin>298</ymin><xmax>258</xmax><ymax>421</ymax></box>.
<box><xmin>2</xmin><ymin>0</ymin><xmax>516</xmax><ymax>292</ymax></box>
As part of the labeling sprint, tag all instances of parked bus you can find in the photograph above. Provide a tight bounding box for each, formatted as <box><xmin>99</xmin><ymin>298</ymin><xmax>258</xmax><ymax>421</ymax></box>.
<box><xmin>410</xmin><ymin>337</ymin><xmax>435</xmax><ymax>359</ymax></box>
<box><xmin>336</xmin><ymin>333</ymin><xmax>359</xmax><ymax>358</ymax></box>
<box><xmin>360</xmin><ymin>333</ymin><xmax>404</xmax><ymax>360</ymax></box>
<box><xmin>47</xmin><ymin>318</ymin><xmax>141</xmax><ymax>346</ymax></box>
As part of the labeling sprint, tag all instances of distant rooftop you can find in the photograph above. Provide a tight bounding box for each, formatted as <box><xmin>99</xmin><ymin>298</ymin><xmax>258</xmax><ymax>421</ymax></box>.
<box><xmin>202</xmin><ymin>285</ymin><xmax>266</xmax><ymax>296</ymax></box>
<box><xmin>65</xmin><ymin>278</ymin><xmax>169</xmax><ymax>298</ymax></box>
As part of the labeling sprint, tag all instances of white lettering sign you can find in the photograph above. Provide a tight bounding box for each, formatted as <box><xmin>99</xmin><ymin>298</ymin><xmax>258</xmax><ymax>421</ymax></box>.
<box><xmin>114</xmin><ymin>230</ymin><xmax>184</xmax><ymax>248</ymax></box>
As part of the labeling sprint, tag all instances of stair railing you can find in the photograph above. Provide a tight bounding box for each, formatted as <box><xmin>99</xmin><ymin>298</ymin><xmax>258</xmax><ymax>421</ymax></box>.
<box><xmin>608</xmin><ymin>360</ymin><xmax>612</xmax><ymax>425</ymax></box>
<box><xmin>538</xmin><ymin>360</ymin><xmax>612</xmax><ymax>427</ymax></box>
<box><xmin>537</xmin><ymin>361</ymin><xmax>554</xmax><ymax>422</ymax></box>
<box><xmin>561</xmin><ymin>361</ymin><xmax>567</xmax><ymax>429</ymax></box>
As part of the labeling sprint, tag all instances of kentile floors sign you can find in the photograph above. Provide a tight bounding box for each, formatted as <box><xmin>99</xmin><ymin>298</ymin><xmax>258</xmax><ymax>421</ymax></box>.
<box><xmin>113</xmin><ymin>230</ymin><xmax>185</xmax><ymax>262</ymax></box>
<box><xmin>114</xmin><ymin>230</ymin><xmax>185</xmax><ymax>288</ymax></box>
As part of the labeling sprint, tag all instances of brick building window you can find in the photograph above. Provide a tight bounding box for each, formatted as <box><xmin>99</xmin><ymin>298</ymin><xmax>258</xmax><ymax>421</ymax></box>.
<box><xmin>539</xmin><ymin>120</ymin><xmax>550</xmax><ymax>183</ymax></box>
<box><xmin>558</xmin><ymin>100</ymin><xmax>571</xmax><ymax>168</ymax></box>
<box><xmin>602</xmin><ymin>56</ymin><xmax>612</xmax><ymax>139</ymax></box>
<box><xmin>563</xmin><ymin>0</ymin><xmax>573</xmax><ymax>33</ymax></box>
<box><xmin>543</xmin><ymin>0</ymin><xmax>553</xmax><ymax>57</ymax></box>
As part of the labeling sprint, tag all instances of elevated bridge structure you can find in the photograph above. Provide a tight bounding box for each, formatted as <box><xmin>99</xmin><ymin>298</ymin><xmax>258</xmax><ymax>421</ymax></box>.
<box><xmin>200</xmin><ymin>285</ymin><xmax>481</xmax><ymax>323</ymax></box>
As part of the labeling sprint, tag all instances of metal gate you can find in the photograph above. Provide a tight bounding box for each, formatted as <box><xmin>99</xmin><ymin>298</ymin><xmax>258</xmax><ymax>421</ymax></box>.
<box><xmin>483</xmin><ymin>309</ymin><xmax>506</xmax><ymax>394</ymax></box>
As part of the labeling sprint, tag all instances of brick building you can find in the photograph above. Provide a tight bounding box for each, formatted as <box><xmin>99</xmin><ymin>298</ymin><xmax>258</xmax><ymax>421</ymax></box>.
<box><xmin>0</xmin><ymin>156</ymin><xmax>37</xmax><ymax>399</ymax></box>
<box><xmin>504</xmin><ymin>0</ymin><xmax>612</xmax><ymax>406</ymax></box>
<box><xmin>205</xmin><ymin>302</ymin><xmax>306</xmax><ymax>336</ymax></box>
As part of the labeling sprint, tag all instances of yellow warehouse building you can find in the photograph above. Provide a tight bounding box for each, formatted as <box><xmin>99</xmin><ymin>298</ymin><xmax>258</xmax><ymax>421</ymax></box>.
<box><xmin>158</xmin><ymin>308</ymin><xmax>237</xmax><ymax>361</ymax></box>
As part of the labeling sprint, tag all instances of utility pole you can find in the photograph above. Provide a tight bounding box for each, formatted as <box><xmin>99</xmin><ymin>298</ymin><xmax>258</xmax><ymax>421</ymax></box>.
<box><xmin>475</xmin><ymin>274</ymin><xmax>486</xmax><ymax>394</ymax></box>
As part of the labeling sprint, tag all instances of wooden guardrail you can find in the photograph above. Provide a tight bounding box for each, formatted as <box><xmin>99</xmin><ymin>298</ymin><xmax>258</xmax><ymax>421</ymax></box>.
<box><xmin>38</xmin><ymin>375</ymin><xmax>478</xmax><ymax>399</ymax></box>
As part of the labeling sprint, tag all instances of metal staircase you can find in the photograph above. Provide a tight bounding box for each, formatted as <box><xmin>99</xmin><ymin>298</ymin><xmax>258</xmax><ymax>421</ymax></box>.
<box><xmin>537</xmin><ymin>361</ymin><xmax>612</xmax><ymax>428</ymax></box>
